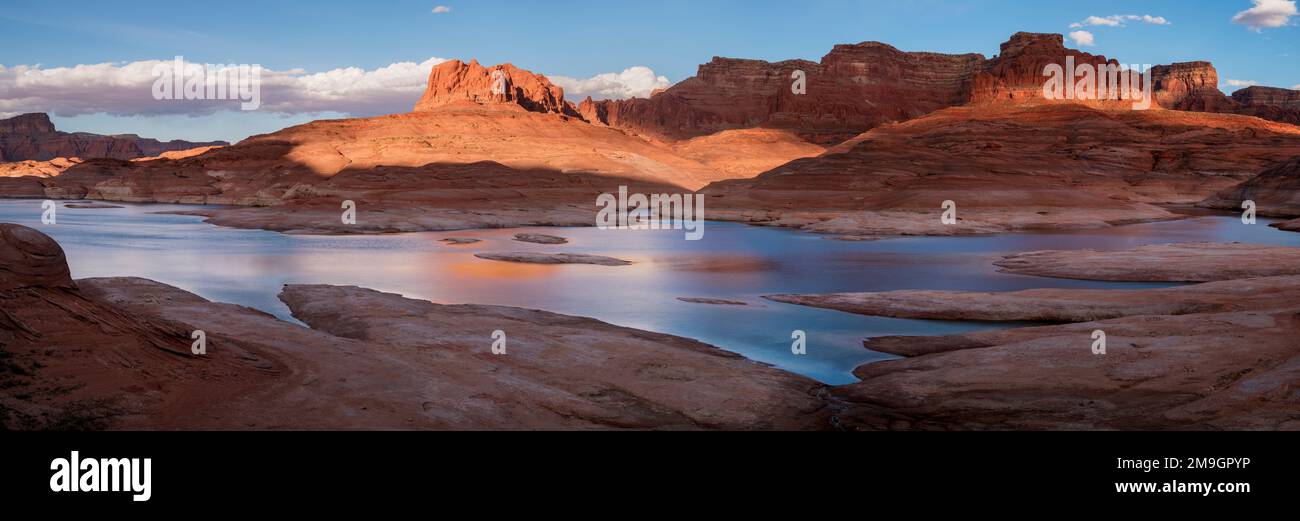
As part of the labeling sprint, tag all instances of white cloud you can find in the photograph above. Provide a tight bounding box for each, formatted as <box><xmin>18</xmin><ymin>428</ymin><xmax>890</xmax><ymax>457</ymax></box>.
<box><xmin>0</xmin><ymin>57</ymin><xmax>448</xmax><ymax>118</ymax></box>
<box><xmin>551</xmin><ymin>66</ymin><xmax>672</xmax><ymax>101</ymax></box>
<box><xmin>1070</xmin><ymin>14</ymin><xmax>1170</xmax><ymax>28</ymax></box>
<box><xmin>1232</xmin><ymin>0</ymin><xmax>1297</xmax><ymax>31</ymax></box>
<box><xmin>1292</xmin><ymin>84</ymin><xmax>1300</xmax><ymax>89</ymax></box>
<box><xmin>1225</xmin><ymin>79</ymin><xmax>1260</xmax><ymax>87</ymax></box>
<box><xmin>432</xmin><ymin>6</ymin><xmax>452</xmax><ymax>14</ymax></box>
<box><xmin>1068</xmin><ymin>30</ymin><xmax>1096</xmax><ymax>47</ymax></box>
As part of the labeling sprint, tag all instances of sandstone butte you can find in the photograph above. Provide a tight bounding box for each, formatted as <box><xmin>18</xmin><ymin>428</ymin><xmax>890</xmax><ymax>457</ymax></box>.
<box><xmin>1</xmin><ymin>32</ymin><xmax>1299</xmax><ymax>238</ymax></box>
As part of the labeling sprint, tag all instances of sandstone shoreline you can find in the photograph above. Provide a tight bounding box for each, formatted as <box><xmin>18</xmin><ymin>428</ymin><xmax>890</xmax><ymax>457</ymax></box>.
<box><xmin>767</xmin><ymin>243</ymin><xmax>1300</xmax><ymax>430</ymax></box>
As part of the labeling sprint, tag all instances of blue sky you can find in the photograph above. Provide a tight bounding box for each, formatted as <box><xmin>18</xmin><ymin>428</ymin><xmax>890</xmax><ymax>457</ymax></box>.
<box><xmin>1</xmin><ymin>0</ymin><xmax>1296</xmax><ymax>142</ymax></box>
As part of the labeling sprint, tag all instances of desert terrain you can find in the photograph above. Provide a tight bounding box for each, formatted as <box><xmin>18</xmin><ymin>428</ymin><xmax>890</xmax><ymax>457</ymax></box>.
<box><xmin>2</xmin><ymin>30</ymin><xmax>1299</xmax><ymax>431</ymax></box>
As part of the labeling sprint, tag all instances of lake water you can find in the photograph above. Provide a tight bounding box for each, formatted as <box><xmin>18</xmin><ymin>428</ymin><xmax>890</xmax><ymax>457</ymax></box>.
<box><xmin>4</xmin><ymin>199</ymin><xmax>1299</xmax><ymax>384</ymax></box>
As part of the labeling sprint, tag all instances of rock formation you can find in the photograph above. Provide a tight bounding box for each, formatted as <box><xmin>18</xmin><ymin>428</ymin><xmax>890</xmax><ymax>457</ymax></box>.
<box><xmin>474</xmin><ymin>252</ymin><xmax>632</xmax><ymax>266</ymax></box>
<box><xmin>1231</xmin><ymin>86</ymin><xmax>1300</xmax><ymax>125</ymax></box>
<box><xmin>1233</xmin><ymin>86</ymin><xmax>1300</xmax><ymax>109</ymax></box>
<box><xmin>968</xmin><ymin>32</ymin><xmax>1111</xmax><ymax>103</ymax></box>
<box><xmin>512</xmin><ymin>233</ymin><xmax>569</xmax><ymax>245</ymax></box>
<box><xmin>835</xmin><ymin>297</ymin><xmax>1300</xmax><ymax>430</ymax></box>
<box><xmin>1149</xmin><ymin>62</ymin><xmax>1235</xmax><ymax>112</ymax></box>
<box><xmin>765</xmin><ymin>244</ymin><xmax>1300</xmax><ymax>430</ymax></box>
<box><xmin>579</xmin><ymin>33</ymin><xmax>1300</xmax><ymax>150</ymax></box>
<box><xmin>581</xmin><ymin>43</ymin><xmax>985</xmax><ymax>144</ymax></box>
<box><xmin>0</xmin><ymin>157</ymin><xmax>82</xmax><ymax>178</ymax></box>
<box><xmin>1200</xmin><ymin>156</ymin><xmax>1300</xmax><ymax>218</ymax></box>
<box><xmin>768</xmin><ymin>274</ymin><xmax>1300</xmax><ymax>324</ymax></box>
<box><xmin>414</xmin><ymin>59</ymin><xmax>579</xmax><ymax>116</ymax></box>
<box><xmin>0</xmin><ymin>113</ymin><xmax>227</xmax><ymax>162</ymax></box>
<box><xmin>993</xmin><ymin>243</ymin><xmax>1300</xmax><ymax>282</ymax></box>
<box><xmin>1150</xmin><ymin>67</ymin><xmax>1300</xmax><ymax>122</ymax></box>
<box><xmin>0</xmin><ymin>226</ymin><xmax>197</xmax><ymax>429</ymax></box>
<box><xmin>0</xmin><ymin>224</ymin><xmax>75</xmax><ymax>291</ymax></box>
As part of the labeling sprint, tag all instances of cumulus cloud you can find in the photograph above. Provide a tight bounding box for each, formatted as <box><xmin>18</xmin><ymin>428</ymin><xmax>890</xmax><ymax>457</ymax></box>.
<box><xmin>1233</xmin><ymin>0</ymin><xmax>1298</xmax><ymax>30</ymax></box>
<box><xmin>432</xmin><ymin>6</ymin><xmax>452</xmax><ymax>14</ymax></box>
<box><xmin>550</xmin><ymin>66</ymin><xmax>672</xmax><ymax>101</ymax></box>
<box><xmin>1225</xmin><ymin>79</ymin><xmax>1260</xmax><ymax>87</ymax></box>
<box><xmin>1068</xmin><ymin>30</ymin><xmax>1096</xmax><ymax>47</ymax></box>
<box><xmin>0</xmin><ymin>57</ymin><xmax>447</xmax><ymax>118</ymax></box>
<box><xmin>1070</xmin><ymin>14</ymin><xmax>1170</xmax><ymax>28</ymax></box>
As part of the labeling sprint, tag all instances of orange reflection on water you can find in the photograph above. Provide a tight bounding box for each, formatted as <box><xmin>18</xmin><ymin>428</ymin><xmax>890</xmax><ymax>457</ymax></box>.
<box><xmin>443</xmin><ymin>259</ymin><xmax>559</xmax><ymax>280</ymax></box>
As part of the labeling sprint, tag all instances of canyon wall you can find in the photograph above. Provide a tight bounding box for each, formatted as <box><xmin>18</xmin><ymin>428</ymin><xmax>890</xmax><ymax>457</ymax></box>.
<box><xmin>581</xmin><ymin>33</ymin><xmax>1300</xmax><ymax>146</ymax></box>
<box><xmin>581</xmin><ymin>43</ymin><xmax>985</xmax><ymax>145</ymax></box>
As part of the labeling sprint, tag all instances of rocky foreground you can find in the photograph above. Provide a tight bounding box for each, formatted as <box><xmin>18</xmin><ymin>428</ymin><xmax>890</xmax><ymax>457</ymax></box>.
<box><xmin>5</xmin><ymin>225</ymin><xmax>1297</xmax><ymax>430</ymax></box>
<box><xmin>770</xmin><ymin>243</ymin><xmax>1300</xmax><ymax>430</ymax></box>
<box><xmin>0</xmin><ymin>224</ymin><xmax>828</xmax><ymax>430</ymax></box>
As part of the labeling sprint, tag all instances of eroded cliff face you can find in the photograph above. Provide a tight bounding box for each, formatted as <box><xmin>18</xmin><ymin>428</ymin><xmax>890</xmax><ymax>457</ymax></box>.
<box><xmin>969</xmin><ymin>32</ymin><xmax>1114</xmax><ymax>103</ymax></box>
<box><xmin>0</xmin><ymin>113</ymin><xmax>58</xmax><ymax>135</ymax></box>
<box><xmin>581</xmin><ymin>43</ymin><xmax>985</xmax><ymax>145</ymax></box>
<box><xmin>1232</xmin><ymin>87</ymin><xmax>1300</xmax><ymax>125</ymax></box>
<box><xmin>1150</xmin><ymin>61</ymin><xmax>1234</xmax><ymax>112</ymax></box>
<box><xmin>1233</xmin><ymin>86</ymin><xmax>1300</xmax><ymax>108</ymax></box>
<box><xmin>579</xmin><ymin>33</ymin><xmax>1300</xmax><ymax>148</ymax></box>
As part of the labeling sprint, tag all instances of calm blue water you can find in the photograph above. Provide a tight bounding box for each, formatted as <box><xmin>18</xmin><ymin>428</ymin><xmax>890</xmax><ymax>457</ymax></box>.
<box><xmin>4</xmin><ymin>200</ymin><xmax>1299</xmax><ymax>384</ymax></box>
